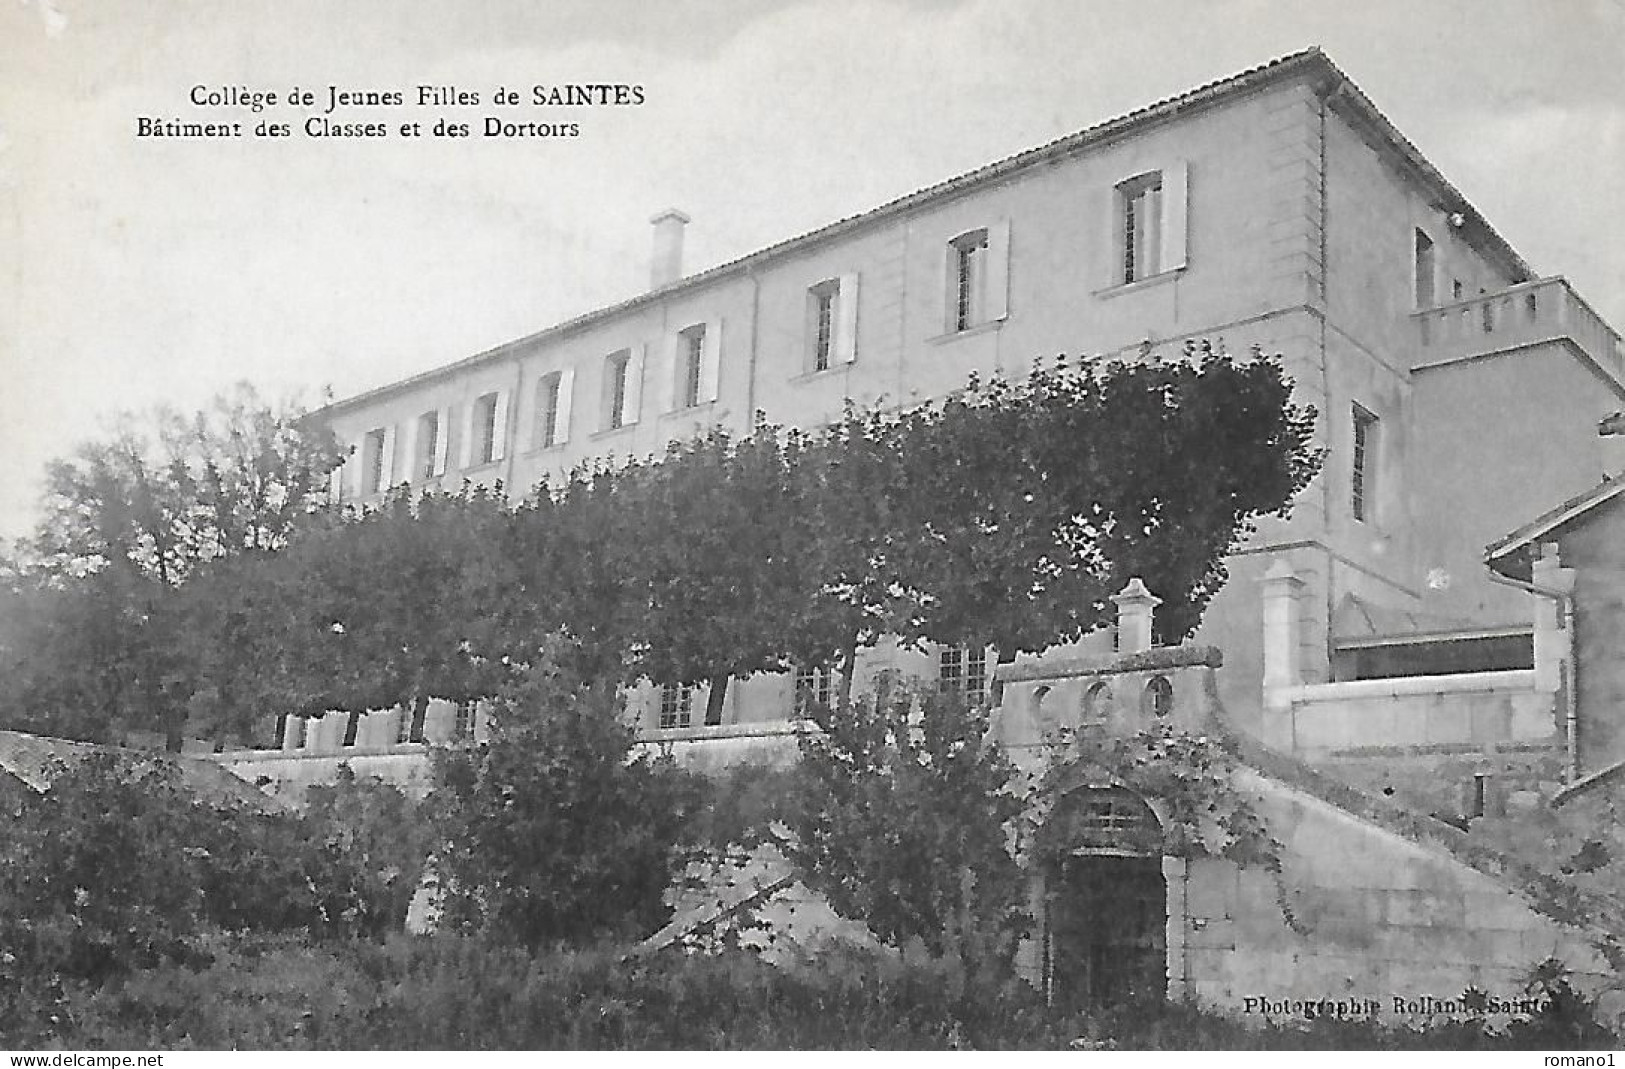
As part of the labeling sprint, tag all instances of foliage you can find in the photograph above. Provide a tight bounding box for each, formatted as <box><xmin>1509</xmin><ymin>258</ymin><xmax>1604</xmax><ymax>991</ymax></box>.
<box><xmin>22</xmin><ymin>934</ymin><xmax>1618</xmax><ymax>1050</ymax></box>
<box><xmin>784</xmin><ymin>684</ymin><xmax>1029</xmax><ymax>968</ymax></box>
<box><xmin>1035</xmin><ymin>721</ymin><xmax>1282</xmax><ymax>870</ymax></box>
<box><xmin>0</xmin><ymin>751</ymin><xmax>425</xmax><ymax>1039</ymax></box>
<box><xmin>430</xmin><ymin>658</ymin><xmax>706</xmax><ymax>948</ymax></box>
<box><xmin>301</xmin><ymin>767</ymin><xmax>436</xmax><ymax>938</ymax></box>
<box><xmin>28</xmin><ymin>383</ymin><xmax>343</xmax><ymax>583</ymax></box>
<box><xmin>4</xmin><ymin>385</ymin><xmax>343</xmax><ymax>748</ymax></box>
<box><xmin>623</xmin><ymin>422</ymin><xmax>813</xmax><ymax>723</ymax></box>
<box><xmin>248</xmin><ymin>486</ymin><xmax>521</xmax><ymax>724</ymax></box>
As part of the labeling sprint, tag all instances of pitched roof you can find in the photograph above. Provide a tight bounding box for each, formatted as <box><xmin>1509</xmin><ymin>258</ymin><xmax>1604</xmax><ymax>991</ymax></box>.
<box><xmin>1484</xmin><ymin>475</ymin><xmax>1625</xmax><ymax>575</ymax></box>
<box><xmin>0</xmin><ymin>729</ymin><xmax>283</xmax><ymax>811</ymax></box>
<box><xmin>323</xmin><ymin>46</ymin><xmax>1532</xmax><ymax>418</ymax></box>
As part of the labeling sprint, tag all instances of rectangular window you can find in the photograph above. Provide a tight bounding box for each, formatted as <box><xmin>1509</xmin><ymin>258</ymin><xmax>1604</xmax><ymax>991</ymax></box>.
<box><xmin>536</xmin><ymin>372</ymin><xmax>563</xmax><ymax>448</ymax></box>
<box><xmin>1352</xmin><ymin>404</ymin><xmax>1378</xmax><ymax>523</ymax></box>
<box><xmin>1414</xmin><ymin>228</ymin><xmax>1436</xmax><ymax>308</ymax></box>
<box><xmin>794</xmin><ymin>663</ymin><xmax>835</xmax><ymax>711</ymax></box>
<box><xmin>453</xmin><ymin>701</ymin><xmax>476</xmax><ymax>742</ymax></box>
<box><xmin>680</xmin><ymin>325</ymin><xmax>705</xmax><ymax>408</ymax></box>
<box><xmin>605</xmin><ymin>349</ymin><xmax>632</xmax><ymax>430</ymax></box>
<box><xmin>949</xmin><ymin>229</ymin><xmax>989</xmax><ymax>332</ymax></box>
<box><xmin>472</xmin><ymin>393</ymin><xmax>499</xmax><ymax>466</ymax></box>
<box><xmin>1120</xmin><ymin>174</ymin><xmax>1164</xmax><ymax>284</ymax></box>
<box><xmin>362</xmin><ymin>427</ymin><xmax>387</xmax><ymax>495</ymax></box>
<box><xmin>809</xmin><ymin>282</ymin><xmax>837</xmax><ymax>371</ymax></box>
<box><xmin>938</xmin><ymin>645</ymin><xmax>987</xmax><ymax>702</ymax></box>
<box><xmin>659</xmin><ymin>683</ymin><xmax>693</xmax><ymax>730</ymax></box>
<box><xmin>415</xmin><ymin>411</ymin><xmax>440</xmax><ymax>480</ymax></box>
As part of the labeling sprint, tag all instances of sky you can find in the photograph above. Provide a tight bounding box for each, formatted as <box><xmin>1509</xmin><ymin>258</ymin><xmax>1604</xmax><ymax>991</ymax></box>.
<box><xmin>3</xmin><ymin>0</ymin><xmax>1623</xmax><ymax>546</ymax></box>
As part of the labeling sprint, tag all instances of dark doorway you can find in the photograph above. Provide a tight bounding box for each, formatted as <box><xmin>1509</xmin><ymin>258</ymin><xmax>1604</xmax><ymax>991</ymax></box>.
<box><xmin>1043</xmin><ymin>787</ymin><xmax>1167</xmax><ymax>1012</ymax></box>
<box><xmin>1048</xmin><ymin>853</ymin><xmax>1167</xmax><ymax>1011</ymax></box>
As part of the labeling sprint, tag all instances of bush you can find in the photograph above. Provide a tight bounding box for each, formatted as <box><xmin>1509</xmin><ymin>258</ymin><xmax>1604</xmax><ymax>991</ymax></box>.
<box><xmin>0</xmin><ymin>750</ymin><xmax>428</xmax><ymax>1044</ymax></box>
<box><xmin>430</xmin><ymin>663</ymin><xmax>706</xmax><ymax>948</ymax></box>
<box><xmin>38</xmin><ymin>935</ymin><xmax>1616</xmax><ymax>1050</ymax></box>
<box><xmin>785</xmin><ymin>685</ymin><xmax>1029</xmax><ymax>971</ymax></box>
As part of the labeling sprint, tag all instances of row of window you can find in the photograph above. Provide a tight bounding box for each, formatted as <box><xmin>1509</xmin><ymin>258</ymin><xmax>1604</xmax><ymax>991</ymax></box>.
<box><xmin>342</xmin><ymin>164</ymin><xmax>1189</xmax><ymax>498</ymax></box>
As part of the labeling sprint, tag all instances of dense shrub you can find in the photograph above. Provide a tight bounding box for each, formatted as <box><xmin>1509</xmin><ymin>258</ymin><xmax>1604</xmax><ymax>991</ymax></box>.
<box><xmin>785</xmin><ymin>686</ymin><xmax>1028</xmax><ymax>970</ymax></box>
<box><xmin>0</xmin><ymin>751</ymin><xmax>429</xmax><ymax>1044</ymax></box>
<box><xmin>31</xmin><ymin>935</ymin><xmax>1619</xmax><ymax>1050</ymax></box>
<box><xmin>430</xmin><ymin>663</ymin><xmax>706</xmax><ymax>948</ymax></box>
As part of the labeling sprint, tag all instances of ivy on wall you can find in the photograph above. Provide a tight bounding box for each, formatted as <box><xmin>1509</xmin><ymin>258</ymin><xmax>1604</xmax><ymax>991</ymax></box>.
<box><xmin>1028</xmin><ymin>721</ymin><xmax>1303</xmax><ymax>933</ymax></box>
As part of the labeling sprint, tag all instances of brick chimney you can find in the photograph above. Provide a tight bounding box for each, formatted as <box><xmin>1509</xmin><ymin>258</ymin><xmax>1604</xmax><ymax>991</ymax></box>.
<box><xmin>649</xmin><ymin>209</ymin><xmax>690</xmax><ymax>290</ymax></box>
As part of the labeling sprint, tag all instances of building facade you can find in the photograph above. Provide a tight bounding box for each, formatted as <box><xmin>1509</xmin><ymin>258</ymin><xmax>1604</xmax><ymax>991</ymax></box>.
<box><xmin>304</xmin><ymin>47</ymin><xmax>1624</xmax><ymax>754</ymax></box>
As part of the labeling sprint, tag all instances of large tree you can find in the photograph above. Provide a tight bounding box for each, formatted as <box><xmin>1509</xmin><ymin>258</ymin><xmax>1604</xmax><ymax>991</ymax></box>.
<box><xmin>624</xmin><ymin>423</ymin><xmax>814</xmax><ymax>724</ymax></box>
<box><xmin>5</xmin><ymin>385</ymin><xmax>344</xmax><ymax>748</ymax></box>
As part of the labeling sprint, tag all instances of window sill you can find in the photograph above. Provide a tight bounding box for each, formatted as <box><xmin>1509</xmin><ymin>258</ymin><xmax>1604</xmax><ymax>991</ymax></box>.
<box><xmin>791</xmin><ymin>362</ymin><xmax>853</xmax><ymax>384</ymax></box>
<box><xmin>590</xmin><ymin>424</ymin><xmax>637</xmax><ymax>442</ymax></box>
<box><xmin>1094</xmin><ymin>266</ymin><xmax>1185</xmax><ymax>300</ymax></box>
<box><xmin>660</xmin><ymin>400</ymin><xmax>721</xmax><ymax>422</ymax></box>
<box><xmin>522</xmin><ymin>443</ymin><xmax>568</xmax><ymax>458</ymax></box>
<box><xmin>461</xmin><ymin>460</ymin><xmax>501</xmax><ymax>476</ymax></box>
<box><xmin>926</xmin><ymin>318</ymin><xmax>1006</xmax><ymax>346</ymax></box>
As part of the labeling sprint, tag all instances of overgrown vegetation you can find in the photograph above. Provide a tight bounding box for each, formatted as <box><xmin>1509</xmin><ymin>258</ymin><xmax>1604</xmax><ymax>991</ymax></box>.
<box><xmin>2</xmin><ymin>345</ymin><xmax>1319</xmax><ymax>749</ymax></box>
<box><xmin>12</xmin><ymin>348</ymin><xmax>1609</xmax><ymax>1048</ymax></box>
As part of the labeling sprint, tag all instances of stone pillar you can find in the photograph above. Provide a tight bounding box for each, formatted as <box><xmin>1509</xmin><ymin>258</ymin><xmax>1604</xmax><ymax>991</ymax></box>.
<box><xmin>1111</xmin><ymin>577</ymin><xmax>1162</xmax><ymax>653</ymax></box>
<box><xmin>1531</xmin><ymin>543</ymin><xmax>1574</xmax><ymax>695</ymax></box>
<box><xmin>1260</xmin><ymin>560</ymin><xmax>1304</xmax><ymax>751</ymax></box>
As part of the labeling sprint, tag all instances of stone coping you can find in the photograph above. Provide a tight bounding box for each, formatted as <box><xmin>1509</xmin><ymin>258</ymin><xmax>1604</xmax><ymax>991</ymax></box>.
<box><xmin>1287</xmin><ymin>668</ymin><xmax>1537</xmax><ymax>702</ymax></box>
<box><xmin>637</xmin><ymin>719</ymin><xmax>815</xmax><ymax>744</ymax></box>
<box><xmin>1001</xmin><ymin>645</ymin><xmax>1224</xmax><ymax>684</ymax></box>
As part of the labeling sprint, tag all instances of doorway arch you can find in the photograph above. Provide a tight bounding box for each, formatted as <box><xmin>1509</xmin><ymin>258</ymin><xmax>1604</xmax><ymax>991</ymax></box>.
<box><xmin>1042</xmin><ymin>785</ymin><xmax>1167</xmax><ymax>1011</ymax></box>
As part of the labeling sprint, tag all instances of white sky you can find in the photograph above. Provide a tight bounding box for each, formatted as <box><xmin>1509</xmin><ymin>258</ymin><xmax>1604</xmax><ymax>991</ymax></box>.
<box><xmin>3</xmin><ymin>0</ymin><xmax>1623</xmax><ymax>545</ymax></box>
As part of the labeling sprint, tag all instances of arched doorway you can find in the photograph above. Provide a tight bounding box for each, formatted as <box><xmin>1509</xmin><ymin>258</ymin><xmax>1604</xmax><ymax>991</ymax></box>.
<box><xmin>1042</xmin><ymin>786</ymin><xmax>1167</xmax><ymax>1012</ymax></box>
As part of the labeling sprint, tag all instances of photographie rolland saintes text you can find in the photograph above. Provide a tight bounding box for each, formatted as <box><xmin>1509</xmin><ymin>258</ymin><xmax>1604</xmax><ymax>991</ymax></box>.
<box><xmin>136</xmin><ymin>84</ymin><xmax>644</xmax><ymax>140</ymax></box>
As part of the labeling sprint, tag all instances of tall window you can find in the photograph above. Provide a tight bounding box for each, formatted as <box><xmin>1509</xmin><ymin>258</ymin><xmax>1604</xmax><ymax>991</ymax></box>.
<box><xmin>536</xmin><ymin>372</ymin><xmax>563</xmax><ymax>448</ymax></box>
<box><xmin>605</xmin><ymin>349</ymin><xmax>632</xmax><ymax>430</ymax></box>
<box><xmin>1414</xmin><ymin>228</ymin><xmax>1436</xmax><ymax>309</ymax></box>
<box><xmin>679</xmin><ymin>325</ymin><xmax>705</xmax><ymax>408</ymax></box>
<box><xmin>362</xmin><ymin>427</ymin><xmax>388</xmax><ymax>495</ymax></box>
<box><xmin>472</xmin><ymin>392</ymin><xmax>499</xmax><ymax>466</ymax></box>
<box><xmin>453</xmin><ymin>701</ymin><xmax>476</xmax><ymax>742</ymax></box>
<box><xmin>794</xmin><ymin>662</ymin><xmax>835</xmax><ymax>711</ymax></box>
<box><xmin>1120</xmin><ymin>173</ymin><xmax>1164</xmax><ymax>284</ymax></box>
<box><xmin>938</xmin><ymin>645</ymin><xmax>988</xmax><ymax>702</ymax></box>
<box><xmin>949</xmin><ymin>229</ymin><xmax>989</xmax><ymax>332</ymax></box>
<box><xmin>659</xmin><ymin>683</ymin><xmax>693</xmax><ymax>729</ymax></box>
<box><xmin>1352</xmin><ymin>404</ymin><xmax>1379</xmax><ymax>523</ymax></box>
<box><xmin>809</xmin><ymin>281</ymin><xmax>837</xmax><ymax>371</ymax></box>
<box><xmin>415</xmin><ymin>410</ymin><xmax>440</xmax><ymax>480</ymax></box>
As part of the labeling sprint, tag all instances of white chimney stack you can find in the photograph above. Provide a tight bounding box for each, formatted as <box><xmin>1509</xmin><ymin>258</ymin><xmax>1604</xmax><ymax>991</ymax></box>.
<box><xmin>649</xmin><ymin>208</ymin><xmax>690</xmax><ymax>290</ymax></box>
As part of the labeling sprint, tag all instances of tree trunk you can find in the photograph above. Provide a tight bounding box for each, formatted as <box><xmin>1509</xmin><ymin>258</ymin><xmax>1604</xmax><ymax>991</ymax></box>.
<box><xmin>989</xmin><ymin>649</ymin><xmax>1016</xmax><ymax>709</ymax></box>
<box><xmin>704</xmin><ymin>673</ymin><xmax>729</xmax><ymax>726</ymax></box>
<box><xmin>408</xmin><ymin>689</ymin><xmax>430</xmax><ymax>743</ymax></box>
<box><xmin>163</xmin><ymin>701</ymin><xmax>184</xmax><ymax>753</ymax></box>
<box><xmin>836</xmin><ymin>633</ymin><xmax>860</xmax><ymax>714</ymax></box>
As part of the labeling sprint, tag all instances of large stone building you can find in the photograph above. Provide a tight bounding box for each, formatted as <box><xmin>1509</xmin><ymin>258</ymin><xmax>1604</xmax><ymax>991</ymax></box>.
<box><xmin>303</xmin><ymin>46</ymin><xmax>1623</xmax><ymax>759</ymax></box>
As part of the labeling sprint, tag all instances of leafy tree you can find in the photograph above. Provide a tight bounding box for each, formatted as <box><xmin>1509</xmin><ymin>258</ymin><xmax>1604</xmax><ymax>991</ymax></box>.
<box><xmin>28</xmin><ymin>384</ymin><xmax>342</xmax><ymax>582</ymax></box>
<box><xmin>431</xmin><ymin>655</ymin><xmax>705</xmax><ymax>948</ymax></box>
<box><xmin>786</xmin><ymin>684</ymin><xmax>1029</xmax><ymax>969</ymax></box>
<box><xmin>626</xmin><ymin>423</ymin><xmax>813</xmax><ymax>724</ymax></box>
<box><xmin>508</xmin><ymin>464</ymin><xmax>648</xmax><ymax>684</ymax></box>
<box><xmin>256</xmin><ymin>487</ymin><xmax>520</xmax><ymax>739</ymax></box>
<box><xmin>790</xmin><ymin>405</ymin><xmax>932</xmax><ymax>710</ymax></box>
<box><xmin>7</xmin><ymin>385</ymin><xmax>343</xmax><ymax>749</ymax></box>
<box><xmin>898</xmin><ymin>343</ymin><xmax>1320</xmax><ymax>660</ymax></box>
